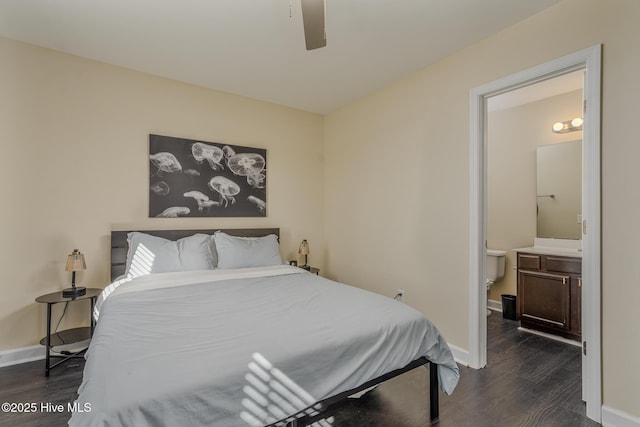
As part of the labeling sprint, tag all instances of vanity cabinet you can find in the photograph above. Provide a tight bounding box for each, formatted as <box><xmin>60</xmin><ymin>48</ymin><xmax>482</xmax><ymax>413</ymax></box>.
<box><xmin>517</xmin><ymin>252</ymin><xmax>581</xmax><ymax>341</ymax></box>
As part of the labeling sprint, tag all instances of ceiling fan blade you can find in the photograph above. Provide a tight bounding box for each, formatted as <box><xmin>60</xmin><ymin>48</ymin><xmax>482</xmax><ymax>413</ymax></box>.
<box><xmin>301</xmin><ymin>0</ymin><xmax>326</xmax><ymax>50</ymax></box>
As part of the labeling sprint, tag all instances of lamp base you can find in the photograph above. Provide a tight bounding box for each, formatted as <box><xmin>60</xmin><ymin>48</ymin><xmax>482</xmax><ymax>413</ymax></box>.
<box><xmin>301</xmin><ymin>264</ymin><xmax>311</xmax><ymax>271</ymax></box>
<box><xmin>63</xmin><ymin>286</ymin><xmax>86</xmax><ymax>298</ymax></box>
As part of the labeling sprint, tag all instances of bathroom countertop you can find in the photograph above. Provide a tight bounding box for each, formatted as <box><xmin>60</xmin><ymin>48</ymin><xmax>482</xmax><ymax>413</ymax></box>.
<box><xmin>513</xmin><ymin>246</ymin><xmax>582</xmax><ymax>258</ymax></box>
<box><xmin>514</xmin><ymin>238</ymin><xmax>582</xmax><ymax>258</ymax></box>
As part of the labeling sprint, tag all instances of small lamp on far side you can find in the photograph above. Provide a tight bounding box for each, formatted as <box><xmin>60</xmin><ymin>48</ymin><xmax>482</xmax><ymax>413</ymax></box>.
<box><xmin>298</xmin><ymin>239</ymin><xmax>310</xmax><ymax>270</ymax></box>
<box><xmin>64</xmin><ymin>249</ymin><xmax>87</xmax><ymax>298</ymax></box>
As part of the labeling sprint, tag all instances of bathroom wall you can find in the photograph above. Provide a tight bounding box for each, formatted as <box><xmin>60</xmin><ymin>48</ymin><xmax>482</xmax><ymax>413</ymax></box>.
<box><xmin>487</xmin><ymin>89</ymin><xmax>583</xmax><ymax>301</ymax></box>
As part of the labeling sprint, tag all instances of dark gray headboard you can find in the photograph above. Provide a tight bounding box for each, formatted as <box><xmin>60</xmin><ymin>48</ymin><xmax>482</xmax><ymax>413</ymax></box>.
<box><xmin>110</xmin><ymin>228</ymin><xmax>280</xmax><ymax>281</ymax></box>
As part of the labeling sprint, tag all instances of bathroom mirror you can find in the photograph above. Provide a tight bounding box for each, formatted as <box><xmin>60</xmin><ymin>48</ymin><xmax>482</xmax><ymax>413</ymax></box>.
<box><xmin>536</xmin><ymin>140</ymin><xmax>582</xmax><ymax>239</ymax></box>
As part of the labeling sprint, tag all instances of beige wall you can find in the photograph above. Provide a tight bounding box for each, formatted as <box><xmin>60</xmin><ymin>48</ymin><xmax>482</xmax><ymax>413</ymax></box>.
<box><xmin>3</xmin><ymin>0</ymin><xmax>640</xmax><ymax>419</ymax></box>
<box><xmin>0</xmin><ymin>38</ymin><xmax>324</xmax><ymax>351</ymax></box>
<box><xmin>487</xmin><ymin>90</ymin><xmax>583</xmax><ymax>300</ymax></box>
<box><xmin>325</xmin><ymin>0</ymin><xmax>640</xmax><ymax>417</ymax></box>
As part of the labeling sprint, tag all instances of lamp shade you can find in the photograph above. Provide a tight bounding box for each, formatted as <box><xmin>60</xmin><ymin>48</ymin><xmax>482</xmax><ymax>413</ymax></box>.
<box><xmin>65</xmin><ymin>249</ymin><xmax>86</xmax><ymax>272</ymax></box>
<box><xmin>298</xmin><ymin>239</ymin><xmax>310</xmax><ymax>255</ymax></box>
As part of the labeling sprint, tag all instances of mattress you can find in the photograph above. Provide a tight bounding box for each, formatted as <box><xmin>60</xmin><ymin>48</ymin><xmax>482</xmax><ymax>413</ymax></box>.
<box><xmin>70</xmin><ymin>265</ymin><xmax>459</xmax><ymax>426</ymax></box>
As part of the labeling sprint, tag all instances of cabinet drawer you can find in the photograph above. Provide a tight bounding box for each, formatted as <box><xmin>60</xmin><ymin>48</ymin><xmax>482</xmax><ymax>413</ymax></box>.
<box><xmin>546</xmin><ymin>256</ymin><xmax>582</xmax><ymax>274</ymax></box>
<box><xmin>518</xmin><ymin>254</ymin><xmax>541</xmax><ymax>270</ymax></box>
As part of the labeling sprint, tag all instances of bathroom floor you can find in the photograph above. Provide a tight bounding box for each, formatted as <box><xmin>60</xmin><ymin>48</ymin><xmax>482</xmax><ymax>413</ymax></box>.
<box><xmin>0</xmin><ymin>314</ymin><xmax>599</xmax><ymax>427</ymax></box>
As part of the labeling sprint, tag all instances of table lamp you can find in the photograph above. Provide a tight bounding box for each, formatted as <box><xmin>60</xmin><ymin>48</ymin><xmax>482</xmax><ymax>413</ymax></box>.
<box><xmin>298</xmin><ymin>239</ymin><xmax>310</xmax><ymax>270</ymax></box>
<box><xmin>64</xmin><ymin>249</ymin><xmax>87</xmax><ymax>297</ymax></box>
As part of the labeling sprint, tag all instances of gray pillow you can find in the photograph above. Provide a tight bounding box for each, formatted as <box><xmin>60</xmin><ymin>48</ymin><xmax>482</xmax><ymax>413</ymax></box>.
<box><xmin>213</xmin><ymin>232</ymin><xmax>283</xmax><ymax>269</ymax></box>
<box><xmin>125</xmin><ymin>232</ymin><xmax>215</xmax><ymax>277</ymax></box>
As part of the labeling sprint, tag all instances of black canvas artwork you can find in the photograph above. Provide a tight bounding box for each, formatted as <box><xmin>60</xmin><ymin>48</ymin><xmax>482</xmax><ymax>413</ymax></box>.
<box><xmin>149</xmin><ymin>134</ymin><xmax>266</xmax><ymax>217</ymax></box>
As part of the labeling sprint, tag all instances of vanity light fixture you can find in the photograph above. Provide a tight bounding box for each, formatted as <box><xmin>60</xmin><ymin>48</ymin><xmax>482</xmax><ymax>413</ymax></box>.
<box><xmin>552</xmin><ymin>117</ymin><xmax>583</xmax><ymax>133</ymax></box>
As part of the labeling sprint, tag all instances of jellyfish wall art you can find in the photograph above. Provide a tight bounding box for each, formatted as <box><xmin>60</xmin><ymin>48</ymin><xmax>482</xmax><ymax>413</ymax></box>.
<box><xmin>149</xmin><ymin>134</ymin><xmax>267</xmax><ymax>217</ymax></box>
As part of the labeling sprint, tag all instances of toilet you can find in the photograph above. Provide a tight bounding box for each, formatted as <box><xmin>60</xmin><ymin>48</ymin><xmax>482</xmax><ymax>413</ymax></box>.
<box><xmin>486</xmin><ymin>249</ymin><xmax>506</xmax><ymax>315</ymax></box>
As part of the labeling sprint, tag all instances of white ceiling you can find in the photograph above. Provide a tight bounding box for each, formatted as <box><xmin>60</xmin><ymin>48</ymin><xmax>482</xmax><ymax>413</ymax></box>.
<box><xmin>0</xmin><ymin>0</ymin><xmax>563</xmax><ymax>114</ymax></box>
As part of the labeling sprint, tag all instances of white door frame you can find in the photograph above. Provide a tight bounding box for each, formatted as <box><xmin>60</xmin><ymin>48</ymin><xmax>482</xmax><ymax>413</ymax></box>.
<box><xmin>468</xmin><ymin>44</ymin><xmax>602</xmax><ymax>422</ymax></box>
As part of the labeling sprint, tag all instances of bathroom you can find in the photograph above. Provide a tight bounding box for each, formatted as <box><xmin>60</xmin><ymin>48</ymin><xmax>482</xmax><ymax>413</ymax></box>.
<box><xmin>486</xmin><ymin>70</ymin><xmax>584</xmax><ymax>344</ymax></box>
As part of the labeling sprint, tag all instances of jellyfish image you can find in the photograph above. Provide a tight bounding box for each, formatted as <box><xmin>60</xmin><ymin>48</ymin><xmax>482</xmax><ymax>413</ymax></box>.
<box><xmin>222</xmin><ymin>145</ymin><xmax>236</xmax><ymax>160</ymax></box>
<box><xmin>191</xmin><ymin>143</ymin><xmax>224</xmax><ymax>170</ymax></box>
<box><xmin>247</xmin><ymin>195</ymin><xmax>266</xmax><ymax>214</ymax></box>
<box><xmin>228</xmin><ymin>153</ymin><xmax>265</xmax><ymax>176</ymax></box>
<box><xmin>183</xmin><ymin>169</ymin><xmax>201</xmax><ymax>177</ymax></box>
<box><xmin>150</xmin><ymin>152</ymin><xmax>182</xmax><ymax>176</ymax></box>
<box><xmin>182</xmin><ymin>168</ymin><xmax>201</xmax><ymax>184</ymax></box>
<box><xmin>208</xmin><ymin>176</ymin><xmax>240</xmax><ymax>207</ymax></box>
<box><xmin>150</xmin><ymin>181</ymin><xmax>170</xmax><ymax>196</ymax></box>
<box><xmin>156</xmin><ymin>207</ymin><xmax>190</xmax><ymax>218</ymax></box>
<box><xmin>183</xmin><ymin>191</ymin><xmax>220</xmax><ymax>213</ymax></box>
<box><xmin>201</xmin><ymin>200</ymin><xmax>221</xmax><ymax>210</ymax></box>
<box><xmin>227</xmin><ymin>153</ymin><xmax>266</xmax><ymax>189</ymax></box>
<box><xmin>246</xmin><ymin>172</ymin><xmax>266</xmax><ymax>189</ymax></box>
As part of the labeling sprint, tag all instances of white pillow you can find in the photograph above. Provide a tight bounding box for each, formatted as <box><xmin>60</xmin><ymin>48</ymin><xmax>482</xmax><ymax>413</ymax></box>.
<box><xmin>213</xmin><ymin>232</ymin><xmax>283</xmax><ymax>269</ymax></box>
<box><xmin>125</xmin><ymin>232</ymin><xmax>215</xmax><ymax>277</ymax></box>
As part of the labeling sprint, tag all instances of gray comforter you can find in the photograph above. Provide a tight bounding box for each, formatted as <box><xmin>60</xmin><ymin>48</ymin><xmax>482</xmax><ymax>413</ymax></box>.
<box><xmin>70</xmin><ymin>266</ymin><xmax>459</xmax><ymax>426</ymax></box>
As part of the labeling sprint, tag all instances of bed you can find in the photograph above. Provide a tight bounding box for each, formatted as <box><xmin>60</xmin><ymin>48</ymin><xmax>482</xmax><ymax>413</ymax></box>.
<box><xmin>69</xmin><ymin>228</ymin><xmax>459</xmax><ymax>426</ymax></box>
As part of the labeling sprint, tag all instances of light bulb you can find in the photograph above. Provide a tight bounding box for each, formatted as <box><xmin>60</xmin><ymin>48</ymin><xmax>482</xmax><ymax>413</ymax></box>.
<box><xmin>571</xmin><ymin>117</ymin><xmax>583</xmax><ymax>128</ymax></box>
<box><xmin>552</xmin><ymin>122</ymin><xmax>564</xmax><ymax>132</ymax></box>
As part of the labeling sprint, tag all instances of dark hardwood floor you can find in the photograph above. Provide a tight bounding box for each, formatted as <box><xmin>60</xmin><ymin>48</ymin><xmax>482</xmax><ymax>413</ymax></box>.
<box><xmin>327</xmin><ymin>313</ymin><xmax>600</xmax><ymax>427</ymax></box>
<box><xmin>0</xmin><ymin>356</ymin><xmax>84</xmax><ymax>427</ymax></box>
<box><xmin>0</xmin><ymin>314</ymin><xmax>600</xmax><ymax>426</ymax></box>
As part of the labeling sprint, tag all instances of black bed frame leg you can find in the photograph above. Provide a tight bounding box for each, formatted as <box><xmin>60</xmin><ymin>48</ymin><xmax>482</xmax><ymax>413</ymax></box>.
<box><xmin>428</xmin><ymin>361</ymin><xmax>439</xmax><ymax>421</ymax></box>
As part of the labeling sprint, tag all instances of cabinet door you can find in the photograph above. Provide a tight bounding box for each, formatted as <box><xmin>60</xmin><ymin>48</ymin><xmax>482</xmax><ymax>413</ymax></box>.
<box><xmin>519</xmin><ymin>270</ymin><xmax>570</xmax><ymax>331</ymax></box>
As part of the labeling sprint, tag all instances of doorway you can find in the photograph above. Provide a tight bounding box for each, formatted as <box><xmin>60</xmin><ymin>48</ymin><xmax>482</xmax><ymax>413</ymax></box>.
<box><xmin>468</xmin><ymin>45</ymin><xmax>602</xmax><ymax>422</ymax></box>
<box><xmin>486</xmin><ymin>71</ymin><xmax>584</xmax><ymax>326</ymax></box>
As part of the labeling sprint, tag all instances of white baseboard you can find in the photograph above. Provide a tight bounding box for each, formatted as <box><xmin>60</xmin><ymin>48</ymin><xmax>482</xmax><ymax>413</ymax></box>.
<box><xmin>602</xmin><ymin>405</ymin><xmax>640</xmax><ymax>427</ymax></box>
<box><xmin>448</xmin><ymin>343</ymin><xmax>470</xmax><ymax>367</ymax></box>
<box><xmin>517</xmin><ymin>326</ymin><xmax>581</xmax><ymax>348</ymax></box>
<box><xmin>487</xmin><ymin>298</ymin><xmax>502</xmax><ymax>312</ymax></box>
<box><xmin>0</xmin><ymin>345</ymin><xmax>45</xmax><ymax>368</ymax></box>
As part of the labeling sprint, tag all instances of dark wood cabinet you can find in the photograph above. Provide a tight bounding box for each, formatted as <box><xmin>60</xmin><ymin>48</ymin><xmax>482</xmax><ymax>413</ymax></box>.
<box><xmin>517</xmin><ymin>252</ymin><xmax>581</xmax><ymax>341</ymax></box>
